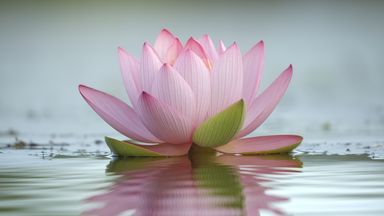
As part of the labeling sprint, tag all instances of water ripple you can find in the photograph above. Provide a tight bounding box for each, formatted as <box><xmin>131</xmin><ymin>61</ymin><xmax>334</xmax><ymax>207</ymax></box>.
<box><xmin>0</xmin><ymin>147</ymin><xmax>383</xmax><ymax>215</ymax></box>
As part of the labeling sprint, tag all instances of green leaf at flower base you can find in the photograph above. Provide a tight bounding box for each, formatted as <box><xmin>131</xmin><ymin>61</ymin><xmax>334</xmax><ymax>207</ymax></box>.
<box><xmin>105</xmin><ymin>137</ymin><xmax>191</xmax><ymax>157</ymax></box>
<box><xmin>192</xmin><ymin>99</ymin><xmax>246</xmax><ymax>148</ymax></box>
<box><xmin>105</xmin><ymin>137</ymin><xmax>163</xmax><ymax>157</ymax></box>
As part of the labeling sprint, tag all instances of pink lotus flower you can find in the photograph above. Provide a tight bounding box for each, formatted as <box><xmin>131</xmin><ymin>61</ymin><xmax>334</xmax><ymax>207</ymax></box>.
<box><xmin>79</xmin><ymin>29</ymin><xmax>302</xmax><ymax>157</ymax></box>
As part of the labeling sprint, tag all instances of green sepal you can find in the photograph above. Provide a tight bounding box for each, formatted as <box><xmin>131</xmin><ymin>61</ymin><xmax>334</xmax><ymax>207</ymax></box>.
<box><xmin>105</xmin><ymin>136</ymin><xmax>162</xmax><ymax>157</ymax></box>
<box><xmin>193</xmin><ymin>99</ymin><xmax>246</xmax><ymax>147</ymax></box>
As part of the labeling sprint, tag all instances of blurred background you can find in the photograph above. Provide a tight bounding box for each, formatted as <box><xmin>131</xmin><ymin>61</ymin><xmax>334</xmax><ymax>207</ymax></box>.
<box><xmin>1</xmin><ymin>0</ymin><xmax>383</xmax><ymax>140</ymax></box>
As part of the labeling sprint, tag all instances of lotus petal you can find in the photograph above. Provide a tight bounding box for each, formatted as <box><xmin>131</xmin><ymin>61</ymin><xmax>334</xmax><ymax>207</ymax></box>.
<box><xmin>154</xmin><ymin>29</ymin><xmax>177</xmax><ymax>61</ymax></box>
<box><xmin>151</xmin><ymin>63</ymin><xmax>196</xmax><ymax>121</ymax></box>
<box><xmin>184</xmin><ymin>37</ymin><xmax>211</xmax><ymax>69</ymax></box>
<box><xmin>137</xmin><ymin>92</ymin><xmax>194</xmax><ymax>144</ymax></box>
<box><xmin>118</xmin><ymin>47</ymin><xmax>141</xmax><ymax>106</ymax></box>
<box><xmin>164</xmin><ymin>38</ymin><xmax>183</xmax><ymax>64</ymax></box>
<box><xmin>193</xmin><ymin>99</ymin><xmax>245</xmax><ymax>147</ymax></box>
<box><xmin>242</xmin><ymin>41</ymin><xmax>264</xmax><ymax>106</ymax></box>
<box><xmin>140</xmin><ymin>43</ymin><xmax>162</xmax><ymax>92</ymax></box>
<box><xmin>78</xmin><ymin>85</ymin><xmax>160</xmax><ymax>143</ymax></box>
<box><xmin>174</xmin><ymin>50</ymin><xmax>211</xmax><ymax>124</ymax></box>
<box><xmin>198</xmin><ymin>34</ymin><xmax>218</xmax><ymax>62</ymax></box>
<box><xmin>105</xmin><ymin>136</ymin><xmax>191</xmax><ymax>157</ymax></box>
<box><xmin>209</xmin><ymin>43</ymin><xmax>243</xmax><ymax>116</ymax></box>
<box><xmin>215</xmin><ymin>135</ymin><xmax>303</xmax><ymax>155</ymax></box>
<box><xmin>238</xmin><ymin>65</ymin><xmax>293</xmax><ymax>138</ymax></box>
<box><xmin>218</xmin><ymin>40</ymin><xmax>226</xmax><ymax>54</ymax></box>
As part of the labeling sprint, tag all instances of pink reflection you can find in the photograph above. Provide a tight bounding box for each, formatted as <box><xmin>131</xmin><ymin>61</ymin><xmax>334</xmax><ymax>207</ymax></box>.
<box><xmin>83</xmin><ymin>155</ymin><xmax>301</xmax><ymax>216</ymax></box>
<box><xmin>216</xmin><ymin>155</ymin><xmax>302</xmax><ymax>216</ymax></box>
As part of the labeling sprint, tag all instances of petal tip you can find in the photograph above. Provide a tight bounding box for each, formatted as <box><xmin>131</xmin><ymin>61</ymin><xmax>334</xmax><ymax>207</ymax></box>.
<box><xmin>160</xmin><ymin>62</ymin><xmax>174</xmax><ymax>72</ymax></box>
<box><xmin>160</xmin><ymin>28</ymin><xmax>172</xmax><ymax>34</ymax></box>
<box><xmin>239</xmin><ymin>98</ymin><xmax>245</xmax><ymax>106</ymax></box>
<box><xmin>227</xmin><ymin>42</ymin><xmax>240</xmax><ymax>53</ymax></box>
<box><xmin>257</xmin><ymin>40</ymin><xmax>264</xmax><ymax>48</ymax></box>
<box><xmin>158</xmin><ymin>28</ymin><xmax>177</xmax><ymax>39</ymax></box>
<box><xmin>286</xmin><ymin>64</ymin><xmax>293</xmax><ymax>75</ymax></box>
<box><xmin>187</xmin><ymin>36</ymin><xmax>195</xmax><ymax>42</ymax></box>
<box><xmin>78</xmin><ymin>84</ymin><xmax>90</xmax><ymax>95</ymax></box>
<box><xmin>282</xmin><ymin>64</ymin><xmax>293</xmax><ymax>77</ymax></box>
<box><xmin>141</xmin><ymin>91</ymin><xmax>150</xmax><ymax>97</ymax></box>
<box><xmin>143</xmin><ymin>42</ymin><xmax>152</xmax><ymax>50</ymax></box>
<box><xmin>117</xmin><ymin>46</ymin><xmax>125</xmax><ymax>52</ymax></box>
<box><xmin>229</xmin><ymin>42</ymin><xmax>238</xmax><ymax>48</ymax></box>
<box><xmin>295</xmin><ymin>135</ymin><xmax>303</xmax><ymax>142</ymax></box>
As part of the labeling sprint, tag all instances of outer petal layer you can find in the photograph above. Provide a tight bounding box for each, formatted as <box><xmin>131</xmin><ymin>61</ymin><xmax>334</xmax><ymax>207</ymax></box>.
<box><xmin>105</xmin><ymin>136</ymin><xmax>191</xmax><ymax>157</ymax></box>
<box><xmin>140</xmin><ymin>43</ymin><xmax>162</xmax><ymax>92</ymax></box>
<box><xmin>78</xmin><ymin>85</ymin><xmax>160</xmax><ymax>143</ymax></box>
<box><xmin>215</xmin><ymin>135</ymin><xmax>303</xmax><ymax>155</ymax></box>
<box><xmin>193</xmin><ymin>99</ymin><xmax>245</xmax><ymax>147</ymax></box>
<box><xmin>118</xmin><ymin>47</ymin><xmax>141</xmax><ymax>106</ymax></box>
<box><xmin>238</xmin><ymin>65</ymin><xmax>293</xmax><ymax>138</ymax></box>
<box><xmin>137</xmin><ymin>92</ymin><xmax>194</xmax><ymax>144</ymax></box>
<box><xmin>209</xmin><ymin>43</ymin><xmax>243</xmax><ymax>116</ymax></box>
<box><xmin>242</xmin><ymin>41</ymin><xmax>264</xmax><ymax>106</ymax></box>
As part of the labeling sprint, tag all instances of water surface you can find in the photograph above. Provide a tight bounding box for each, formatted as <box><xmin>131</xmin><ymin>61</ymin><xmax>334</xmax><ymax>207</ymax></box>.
<box><xmin>1</xmin><ymin>141</ymin><xmax>383</xmax><ymax>216</ymax></box>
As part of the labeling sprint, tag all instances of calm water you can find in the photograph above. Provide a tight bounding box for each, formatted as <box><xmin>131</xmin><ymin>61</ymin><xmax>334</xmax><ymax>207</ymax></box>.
<box><xmin>1</xmin><ymin>139</ymin><xmax>383</xmax><ymax>216</ymax></box>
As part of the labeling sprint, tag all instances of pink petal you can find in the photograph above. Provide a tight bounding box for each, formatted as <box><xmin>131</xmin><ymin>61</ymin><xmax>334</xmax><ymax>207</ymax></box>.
<box><xmin>209</xmin><ymin>43</ymin><xmax>243</xmax><ymax>116</ymax></box>
<box><xmin>140</xmin><ymin>43</ymin><xmax>162</xmax><ymax>92</ymax></box>
<box><xmin>151</xmin><ymin>63</ymin><xmax>196</xmax><ymax>121</ymax></box>
<box><xmin>78</xmin><ymin>85</ymin><xmax>161</xmax><ymax>143</ymax></box>
<box><xmin>198</xmin><ymin>34</ymin><xmax>218</xmax><ymax>62</ymax></box>
<box><xmin>137</xmin><ymin>92</ymin><xmax>194</xmax><ymax>144</ymax></box>
<box><xmin>242</xmin><ymin>41</ymin><xmax>264</xmax><ymax>107</ymax></box>
<box><xmin>164</xmin><ymin>38</ymin><xmax>183</xmax><ymax>65</ymax></box>
<box><xmin>135</xmin><ymin>142</ymin><xmax>191</xmax><ymax>156</ymax></box>
<box><xmin>154</xmin><ymin>29</ymin><xmax>176</xmax><ymax>59</ymax></box>
<box><xmin>118</xmin><ymin>47</ymin><xmax>141</xmax><ymax>106</ymax></box>
<box><xmin>184</xmin><ymin>37</ymin><xmax>212</xmax><ymax>69</ymax></box>
<box><xmin>218</xmin><ymin>40</ymin><xmax>226</xmax><ymax>54</ymax></box>
<box><xmin>215</xmin><ymin>135</ymin><xmax>303</xmax><ymax>154</ymax></box>
<box><xmin>238</xmin><ymin>65</ymin><xmax>293</xmax><ymax>138</ymax></box>
<box><xmin>174</xmin><ymin>50</ymin><xmax>211</xmax><ymax>124</ymax></box>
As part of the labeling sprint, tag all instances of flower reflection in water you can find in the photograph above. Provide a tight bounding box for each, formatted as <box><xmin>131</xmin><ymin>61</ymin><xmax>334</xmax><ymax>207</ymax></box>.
<box><xmin>83</xmin><ymin>149</ymin><xmax>302</xmax><ymax>216</ymax></box>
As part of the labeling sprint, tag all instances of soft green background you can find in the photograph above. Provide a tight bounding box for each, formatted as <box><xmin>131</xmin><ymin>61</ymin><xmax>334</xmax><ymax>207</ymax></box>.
<box><xmin>0</xmin><ymin>0</ymin><xmax>383</xmax><ymax>138</ymax></box>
